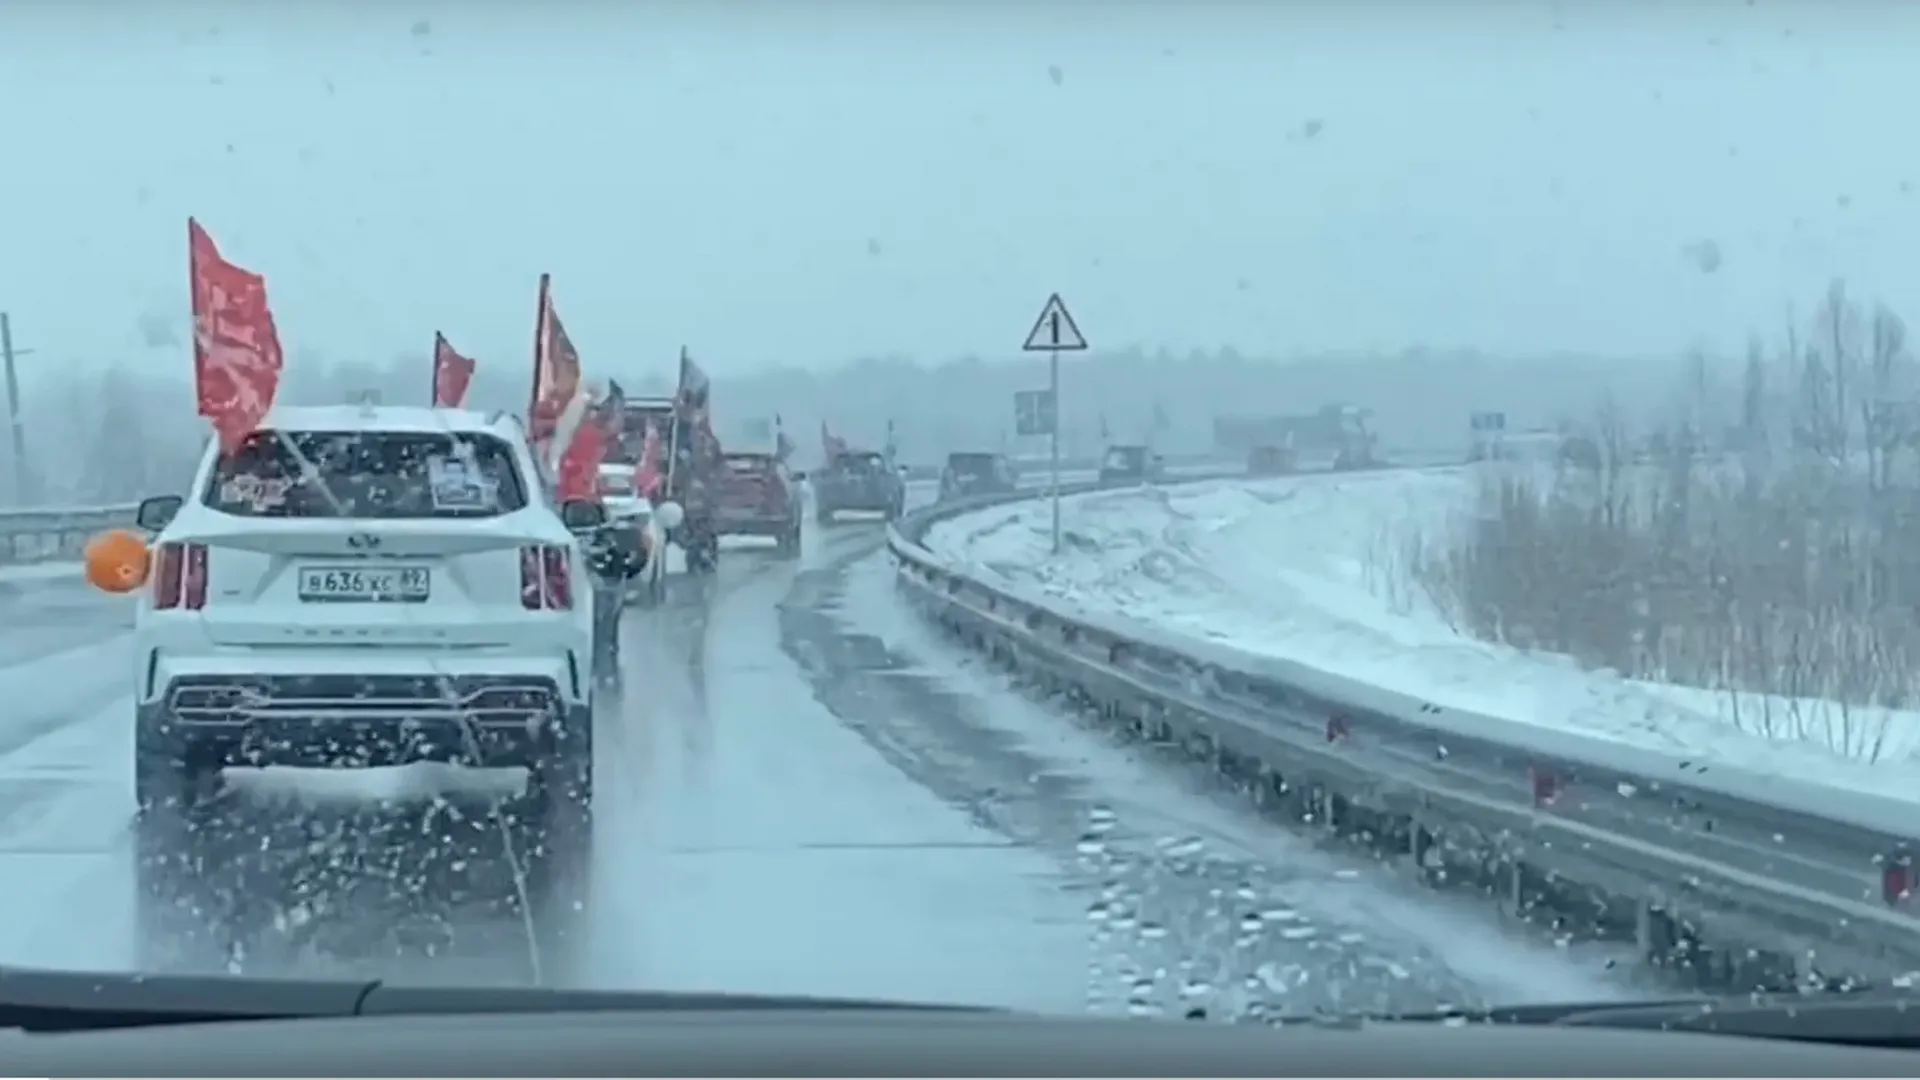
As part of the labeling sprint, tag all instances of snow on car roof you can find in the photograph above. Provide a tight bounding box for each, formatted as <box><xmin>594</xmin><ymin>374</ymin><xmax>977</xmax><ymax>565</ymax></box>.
<box><xmin>257</xmin><ymin>404</ymin><xmax>518</xmax><ymax>438</ymax></box>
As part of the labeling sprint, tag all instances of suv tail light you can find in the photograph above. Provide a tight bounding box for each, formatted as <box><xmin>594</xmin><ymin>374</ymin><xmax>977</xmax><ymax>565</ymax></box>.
<box><xmin>152</xmin><ymin>542</ymin><xmax>208</xmax><ymax>611</ymax></box>
<box><xmin>519</xmin><ymin>544</ymin><xmax>574</xmax><ymax>610</ymax></box>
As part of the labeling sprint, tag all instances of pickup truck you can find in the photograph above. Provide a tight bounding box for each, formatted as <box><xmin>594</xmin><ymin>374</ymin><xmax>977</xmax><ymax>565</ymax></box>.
<box><xmin>1097</xmin><ymin>444</ymin><xmax>1164</xmax><ymax>487</ymax></box>
<box><xmin>716</xmin><ymin>451</ymin><xmax>801</xmax><ymax>557</ymax></box>
<box><xmin>1246</xmin><ymin>444</ymin><xmax>1297</xmax><ymax>476</ymax></box>
<box><xmin>811</xmin><ymin>450</ymin><xmax>906</xmax><ymax>524</ymax></box>
<box><xmin>938</xmin><ymin>451</ymin><xmax>1020</xmax><ymax>501</ymax></box>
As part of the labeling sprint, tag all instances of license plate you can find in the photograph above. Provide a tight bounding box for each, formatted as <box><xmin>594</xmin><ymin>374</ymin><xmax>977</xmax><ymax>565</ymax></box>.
<box><xmin>297</xmin><ymin>565</ymin><xmax>431</xmax><ymax>603</ymax></box>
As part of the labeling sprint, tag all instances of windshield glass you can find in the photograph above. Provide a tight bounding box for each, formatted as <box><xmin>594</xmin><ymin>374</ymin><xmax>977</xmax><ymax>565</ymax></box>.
<box><xmin>9</xmin><ymin>0</ymin><xmax>1908</xmax><ymax>1028</ymax></box>
<box><xmin>205</xmin><ymin>430</ymin><xmax>527</xmax><ymax>518</ymax></box>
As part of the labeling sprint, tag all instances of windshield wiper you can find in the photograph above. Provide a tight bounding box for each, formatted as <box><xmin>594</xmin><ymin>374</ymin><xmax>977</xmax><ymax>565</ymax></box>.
<box><xmin>0</xmin><ymin>967</ymin><xmax>1000</xmax><ymax>1033</ymax></box>
<box><xmin>1315</xmin><ymin>986</ymin><xmax>1920</xmax><ymax>1049</ymax></box>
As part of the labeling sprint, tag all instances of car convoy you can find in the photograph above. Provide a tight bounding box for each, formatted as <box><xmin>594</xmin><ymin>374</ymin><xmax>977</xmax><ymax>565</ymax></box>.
<box><xmin>102</xmin><ymin>329</ymin><xmax>1234</xmax><ymax>907</ymax></box>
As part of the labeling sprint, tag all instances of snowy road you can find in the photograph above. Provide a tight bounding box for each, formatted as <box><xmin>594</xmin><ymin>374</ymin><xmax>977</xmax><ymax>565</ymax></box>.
<box><xmin>0</xmin><ymin>485</ymin><xmax>1629</xmax><ymax>1017</ymax></box>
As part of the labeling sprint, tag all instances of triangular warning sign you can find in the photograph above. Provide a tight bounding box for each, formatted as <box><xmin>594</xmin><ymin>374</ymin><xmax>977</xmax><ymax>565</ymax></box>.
<box><xmin>1022</xmin><ymin>293</ymin><xmax>1088</xmax><ymax>352</ymax></box>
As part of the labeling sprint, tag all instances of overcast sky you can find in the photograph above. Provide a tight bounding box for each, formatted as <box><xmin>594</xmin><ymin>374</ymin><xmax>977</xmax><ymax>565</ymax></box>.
<box><xmin>0</xmin><ymin>0</ymin><xmax>1913</xmax><ymax>380</ymax></box>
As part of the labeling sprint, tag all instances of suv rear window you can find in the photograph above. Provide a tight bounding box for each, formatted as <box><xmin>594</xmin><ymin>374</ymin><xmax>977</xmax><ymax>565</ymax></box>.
<box><xmin>204</xmin><ymin>430</ymin><xmax>529</xmax><ymax>518</ymax></box>
<box><xmin>836</xmin><ymin>452</ymin><xmax>887</xmax><ymax>473</ymax></box>
<box><xmin>725</xmin><ymin>454</ymin><xmax>776</xmax><ymax>475</ymax></box>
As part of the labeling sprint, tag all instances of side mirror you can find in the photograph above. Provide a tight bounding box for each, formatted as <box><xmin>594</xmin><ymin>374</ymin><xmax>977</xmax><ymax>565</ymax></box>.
<box><xmin>560</xmin><ymin>499</ymin><xmax>607</xmax><ymax>531</ymax></box>
<box><xmin>135</xmin><ymin>495</ymin><xmax>183</xmax><ymax>533</ymax></box>
<box><xmin>655</xmin><ymin>501</ymin><xmax>686</xmax><ymax>531</ymax></box>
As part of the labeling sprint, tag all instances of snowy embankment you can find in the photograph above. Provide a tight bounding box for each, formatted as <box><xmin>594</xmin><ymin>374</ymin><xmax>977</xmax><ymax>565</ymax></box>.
<box><xmin>920</xmin><ymin>470</ymin><xmax>1920</xmax><ymax>806</ymax></box>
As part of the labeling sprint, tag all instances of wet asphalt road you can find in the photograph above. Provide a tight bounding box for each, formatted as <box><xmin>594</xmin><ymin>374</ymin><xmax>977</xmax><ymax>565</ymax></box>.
<box><xmin>96</xmin><ymin>496</ymin><xmax>1615</xmax><ymax>1014</ymax></box>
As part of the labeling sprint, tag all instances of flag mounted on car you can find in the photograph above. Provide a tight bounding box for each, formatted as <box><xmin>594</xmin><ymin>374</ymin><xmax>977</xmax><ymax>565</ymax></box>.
<box><xmin>432</xmin><ymin>332</ymin><xmax>475</xmax><ymax>408</ymax></box>
<box><xmin>188</xmin><ymin>218</ymin><xmax>284</xmax><ymax>455</ymax></box>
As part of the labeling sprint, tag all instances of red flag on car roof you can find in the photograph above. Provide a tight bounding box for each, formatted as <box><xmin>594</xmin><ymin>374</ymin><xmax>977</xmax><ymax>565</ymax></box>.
<box><xmin>555</xmin><ymin>383</ymin><xmax>614</xmax><ymax>502</ymax></box>
<box><xmin>821</xmin><ymin>420</ymin><xmax>850</xmax><ymax>461</ymax></box>
<box><xmin>634</xmin><ymin>417</ymin><xmax>665</xmax><ymax>500</ymax></box>
<box><xmin>188</xmin><ymin>218</ymin><xmax>284</xmax><ymax>454</ymax></box>
<box><xmin>528</xmin><ymin>273</ymin><xmax>582</xmax><ymax>462</ymax></box>
<box><xmin>432</xmin><ymin>332</ymin><xmax>476</xmax><ymax>408</ymax></box>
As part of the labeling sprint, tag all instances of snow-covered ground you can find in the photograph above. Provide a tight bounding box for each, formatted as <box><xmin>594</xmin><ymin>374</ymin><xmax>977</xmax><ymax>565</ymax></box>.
<box><xmin>0</xmin><ymin>561</ymin><xmax>82</xmax><ymax>584</ymax></box>
<box><xmin>920</xmin><ymin>470</ymin><xmax>1920</xmax><ymax>806</ymax></box>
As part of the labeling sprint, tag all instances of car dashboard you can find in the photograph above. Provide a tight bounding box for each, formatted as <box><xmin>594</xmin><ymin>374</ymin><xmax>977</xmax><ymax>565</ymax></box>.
<box><xmin>0</xmin><ymin>973</ymin><xmax>1918</xmax><ymax>1077</ymax></box>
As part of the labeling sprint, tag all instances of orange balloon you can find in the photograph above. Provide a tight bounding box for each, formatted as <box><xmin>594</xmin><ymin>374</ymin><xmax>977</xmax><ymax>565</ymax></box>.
<box><xmin>85</xmin><ymin>529</ymin><xmax>152</xmax><ymax>594</ymax></box>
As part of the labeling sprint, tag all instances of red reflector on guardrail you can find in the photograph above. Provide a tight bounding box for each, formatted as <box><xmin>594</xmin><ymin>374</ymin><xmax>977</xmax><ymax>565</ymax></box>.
<box><xmin>1529</xmin><ymin>767</ymin><xmax>1559</xmax><ymax>807</ymax></box>
<box><xmin>1884</xmin><ymin>855</ymin><xmax>1912</xmax><ymax>905</ymax></box>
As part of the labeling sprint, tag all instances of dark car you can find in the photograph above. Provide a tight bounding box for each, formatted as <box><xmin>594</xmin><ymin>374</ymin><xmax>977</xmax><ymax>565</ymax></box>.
<box><xmin>814</xmin><ymin>450</ymin><xmax>906</xmax><ymax>524</ymax></box>
<box><xmin>1247</xmin><ymin>444</ymin><xmax>1296</xmax><ymax>476</ymax></box>
<box><xmin>715</xmin><ymin>451</ymin><xmax>801</xmax><ymax>557</ymax></box>
<box><xmin>939</xmin><ymin>452</ymin><xmax>1019</xmax><ymax>501</ymax></box>
<box><xmin>1097</xmin><ymin>444</ymin><xmax>1164</xmax><ymax>487</ymax></box>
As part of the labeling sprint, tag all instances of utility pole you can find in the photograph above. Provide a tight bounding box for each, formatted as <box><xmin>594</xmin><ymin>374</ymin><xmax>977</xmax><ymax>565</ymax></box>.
<box><xmin>0</xmin><ymin>313</ymin><xmax>34</xmax><ymax>506</ymax></box>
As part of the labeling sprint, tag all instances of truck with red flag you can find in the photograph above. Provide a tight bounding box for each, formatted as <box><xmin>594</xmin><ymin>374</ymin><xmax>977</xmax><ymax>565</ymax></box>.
<box><xmin>811</xmin><ymin>420</ymin><xmax>905</xmax><ymax>524</ymax></box>
<box><xmin>602</xmin><ymin>348</ymin><xmax>725</xmax><ymax>576</ymax></box>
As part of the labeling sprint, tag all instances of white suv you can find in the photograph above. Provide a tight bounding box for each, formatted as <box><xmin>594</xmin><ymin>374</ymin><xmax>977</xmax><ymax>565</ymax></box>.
<box><xmin>129</xmin><ymin>404</ymin><xmax>598</xmax><ymax>844</ymax></box>
<box><xmin>593</xmin><ymin>462</ymin><xmax>684</xmax><ymax>607</ymax></box>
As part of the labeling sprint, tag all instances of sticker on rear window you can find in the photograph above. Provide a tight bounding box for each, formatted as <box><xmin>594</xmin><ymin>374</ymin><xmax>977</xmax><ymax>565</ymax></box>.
<box><xmin>426</xmin><ymin>455</ymin><xmax>497</xmax><ymax>511</ymax></box>
<box><xmin>220</xmin><ymin>475</ymin><xmax>293</xmax><ymax>512</ymax></box>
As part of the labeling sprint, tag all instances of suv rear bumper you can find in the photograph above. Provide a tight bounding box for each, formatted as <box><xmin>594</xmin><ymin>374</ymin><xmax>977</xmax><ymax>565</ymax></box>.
<box><xmin>137</xmin><ymin>672</ymin><xmax>591</xmax><ymax>770</ymax></box>
<box><xmin>715</xmin><ymin>513</ymin><xmax>797</xmax><ymax>536</ymax></box>
<box><xmin>819</xmin><ymin>494</ymin><xmax>901</xmax><ymax>512</ymax></box>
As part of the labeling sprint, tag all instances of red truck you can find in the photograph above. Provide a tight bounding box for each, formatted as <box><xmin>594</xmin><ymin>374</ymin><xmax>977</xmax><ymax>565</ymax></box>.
<box><xmin>715</xmin><ymin>451</ymin><xmax>801</xmax><ymax>558</ymax></box>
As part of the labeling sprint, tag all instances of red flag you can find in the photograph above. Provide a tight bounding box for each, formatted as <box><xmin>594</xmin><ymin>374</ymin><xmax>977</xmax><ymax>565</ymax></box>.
<box><xmin>634</xmin><ymin>418</ymin><xmax>665</xmax><ymax>499</ymax></box>
<box><xmin>432</xmin><ymin>332</ymin><xmax>476</xmax><ymax>408</ymax></box>
<box><xmin>821</xmin><ymin>420</ymin><xmax>850</xmax><ymax>461</ymax></box>
<box><xmin>528</xmin><ymin>273</ymin><xmax>581</xmax><ymax>456</ymax></box>
<box><xmin>189</xmin><ymin>219</ymin><xmax>283</xmax><ymax>454</ymax></box>
<box><xmin>555</xmin><ymin>403</ymin><xmax>606</xmax><ymax>502</ymax></box>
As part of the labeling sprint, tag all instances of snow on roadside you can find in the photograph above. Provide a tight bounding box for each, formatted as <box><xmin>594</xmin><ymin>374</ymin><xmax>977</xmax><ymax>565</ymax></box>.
<box><xmin>919</xmin><ymin>471</ymin><xmax>1920</xmax><ymax>805</ymax></box>
<box><xmin>0</xmin><ymin>562</ymin><xmax>81</xmax><ymax>585</ymax></box>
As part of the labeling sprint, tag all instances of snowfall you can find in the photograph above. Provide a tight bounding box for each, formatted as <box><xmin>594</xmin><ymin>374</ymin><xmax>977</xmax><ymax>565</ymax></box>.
<box><xmin>921</xmin><ymin>468</ymin><xmax>1920</xmax><ymax>807</ymax></box>
<box><xmin>0</xmin><ymin>481</ymin><xmax>1630</xmax><ymax>1017</ymax></box>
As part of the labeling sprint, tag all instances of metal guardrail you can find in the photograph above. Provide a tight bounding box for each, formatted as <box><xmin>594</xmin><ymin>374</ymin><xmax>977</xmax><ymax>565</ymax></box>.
<box><xmin>886</xmin><ymin>464</ymin><xmax>1920</xmax><ymax>993</ymax></box>
<box><xmin>0</xmin><ymin>503</ymin><xmax>138</xmax><ymax>565</ymax></box>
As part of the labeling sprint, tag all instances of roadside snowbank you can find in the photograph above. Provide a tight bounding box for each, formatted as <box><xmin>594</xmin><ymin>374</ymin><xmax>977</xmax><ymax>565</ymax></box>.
<box><xmin>921</xmin><ymin>472</ymin><xmax>1920</xmax><ymax>804</ymax></box>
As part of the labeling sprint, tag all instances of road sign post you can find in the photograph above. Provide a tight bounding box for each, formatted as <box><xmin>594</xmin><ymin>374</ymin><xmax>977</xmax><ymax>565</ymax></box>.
<box><xmin>1020</xmin><ymin>293</ymin><xmax>1088</xmax><ymax>554</ymax></box>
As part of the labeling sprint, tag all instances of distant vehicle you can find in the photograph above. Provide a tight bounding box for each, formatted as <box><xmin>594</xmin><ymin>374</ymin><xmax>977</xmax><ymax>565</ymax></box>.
<box><xmin>813</xmin><ymin>450</ymin><xmax>906</xmax><ymax>524</ymax></box>
<box><xmin>128</xmin><ymin>404</ymin><xmax>601</xmax><ymax>900</ymax></box>
<box><xmin>1332</xmin><ymin>447</ymin><xmax>1385</xmax><ymax>471</ymax></box>
<box><xmin>1468</xmin><ymin>431</ymin><xmax>1602</xmax><ymax>472</ymax></box>
<box><xmin>939</xmin><ymin>452</ymin><xmax>1019</xmax><ymax>501</ymax></box>
<box><xmin>596</xmin><ymin>463</ymin><xmax>681</xmax><ymax>607</ymax></box>
<box><xmin>715</xmin><ymin>451</ymin><xmax>801</xmax><ymax>557</ymax></box>
<box><xmin>1246</xmin><ymin>444</ymin><xmax>1297</xmax><ymax>477</ymax></box>
<box><xmin>1097</xmin><ymin>444</ymin><xmax>1164</xmax><ymax>486</ymax></box>
<box><xmin>606</xmin><ymin>395</ymin><xmax>722</xmax><ymax>576</ymax></box>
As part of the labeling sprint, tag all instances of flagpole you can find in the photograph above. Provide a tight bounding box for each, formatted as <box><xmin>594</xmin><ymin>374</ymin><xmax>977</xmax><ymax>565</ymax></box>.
<box><xmin>530</xmin><ymin>275</ymin><xmax>549</xmax><ymax>421</ymax></box>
